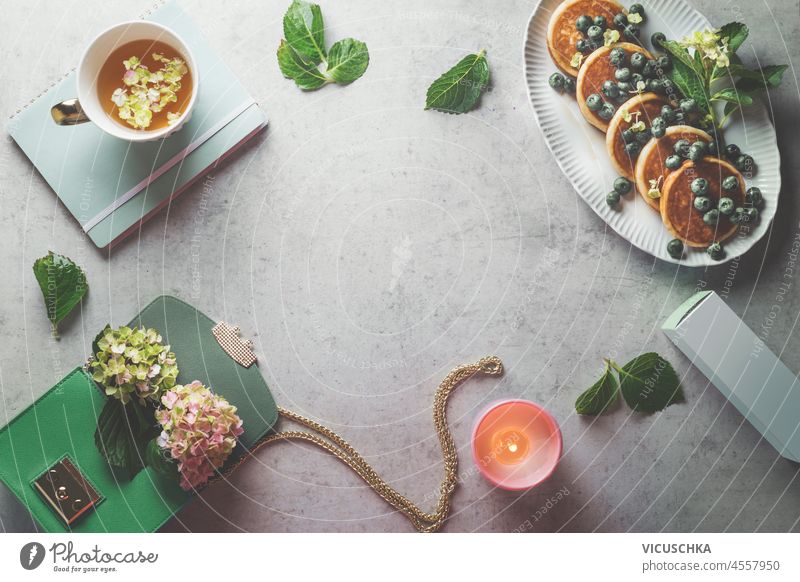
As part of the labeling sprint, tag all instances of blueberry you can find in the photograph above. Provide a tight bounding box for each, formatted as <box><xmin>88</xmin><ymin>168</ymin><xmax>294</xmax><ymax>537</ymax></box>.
<box><xmin>629</xmin><ymin>3</ymin><xmax>645</xmax><ymax>15</ymax></box>
<box><xmin>667</xmin><ymin>238</ymin><xmax>684</xmax><ymax>259</ymax></box>
<box><xmin>707</xmin><ymin>141</ymin><xmax>718</xmax><ymax>156</ymax></box>
<box><xmin>665</xmin><ymin>155</ymin><xmax>683</xmax><ymax>170</ymax></box>
<box><xmin>614</xmin><ymin>176</ymin><xmax>633</xmax><ymax>195</ymax></box>
<box><xmin>651</xmin><ymin>32</ymin><xmax>667</xmax><ymax>49</ymax></box>
<box><xmin>598</xmin><ymin>102</ymin><xmax>616</xmax><ymax>120</ymax></box>
<box><xmin>674</xmin><ymin>139</ymin><xmax>691</xmax><ymax>157</ymax></box>
<box><xmin>576</xmin><ymin>15</ymin><xmax>593</xmax><ymax>33</ymax></box>
<box><xmin>549</xmin><ymin>72</ymin><xmax>566</xmax><ymax>92</ymax></box>
<box><xmin>718</xmin><ymin>197</ymin><xmax>735</xmax><ymax>216</ymax></box>
<box><xmin>587</xmin><ymin>25</ymin><xmax>604</xmax><ymax>41</ymax></box>
<box><xmin>576</xmin><ymin>39</ymin><xmax>592</xmax><ymax>53</ymax></box>
<box><xmin>688</xmin><ymin>142</ymin><xmax>707</xmax><ymax>162</ymax></box>
<box><xmin>736</xmin><ymin>154</ymin><xmax>755</xmax><ymax>173</ymax></box>
<box><xmin>672</xmin><ymin>111</ymin><xmax>686</xmax><ymax>125</ymax></box>
<box><xmin>691</xmin><ymin>178</ymin><xmax>710</xmax><ymax>196</ymax></box>
<box><xmin>613</xmin><ymin>13</ymin><xmax>628</xmax><ymax>28</ymax></box>
<box><xmin>586</xmin><ymin>93</ymin><xmax>603</xmax><ymax>111</ymax></box>
<box><xmin>625</xmin><ymin>141</ymin><xmax>642</xmax><ymax>157</ymax></box>
<box><xmin>724</xmin><ymin>143</ymin><xmax>741</xmax><ymax>159</ymax></box>
<box><xmin>609</xmin><ymin>47</ymin><xmax>627</xmax><ymax>67</ymax></box>
<box><xmin>646</xmin><ymin>79</ymin><xmax>663</xmax><ymax>93</ymax></box>
<box><xmin>630</xmin><ymin>52</ymin><xmax>646</xmax><ymax>71</ymax></box>
<box><xmin>744</xmin><ymin>207</ymin><xmax>759</xmax><ymax>222</ymax></box>
<box><xmin>661</xmin><ymin>105</ymin><xmax>676</xmax><ymax>123</ymax></box>
<box><xmin>615</xmin><ymin>67</ymin><xmax>632</xmax><ymax>82</ymax></box>
<box><xmin>606</xmin><ymin>191</ymin><xmax>621</xmax><ymax>207</ymax></box>
<box><xmin>623</xmin><ymin>25</ymin><xmax>640</xmax><ymax>40</ymax></box>
<box><xmin>621</xmin><ymin>129</ymin><xmax>636</xmax><ymax>144</ymax></box>
<box><xmin>680</xmin><ymin>98</ymin><xmax>697</xmax><ymax>113</ymax></box>
<box><xmin>657</xmin><ymin>55</ymin><xmax>672</xmax><ymax>71</ymax></box>
<box><xmin>631</xmin><ymin>73</ymin><xmax>645</xmax><ymax>87</ymax></box>
<box><xmin>694</xmin><ymin>196</ymin><xmax>712</xmax><ymax>212</ymax></box>
<box><xmin>617</xmin><ymin>81</ymin><xmax>633</xmax><ymax>93</ymax></box>
<box><xmin>593</xmin><ymin>15</ymin><xmax>607</xmax><ymax>29</ymax></box>
<box><xmin>603</xmin><ymin>80</ymin><xmax>621</xmax><ymax>99</ymax></box>
<box><xmin>652</xmin><ymin>125</ymin><xmax>666</xmax><ymax>138</ymax></box>
<box><xmin>703</xmin><ymin>209</ymin><xmax>720</xmax><ymax>225</ymax></box>
<box><xmin>707</xmin><ymin>242</ymin><xmax>724</xmax><ymax>260</ymax></box>
<box><xmin>651</xmin><ymin>116</ymin><xmax>666</xmax><ymax>129</ymax></box>
<box><xmin>722</xmin><ymin>175</ymin><xmax>740</xmax><ymax>192</ymax></box>
<box><xmin>730</xmin><ymin>208</ymin><xmax>746</xmax><ymax>225</ymax></box>
<box><xmin>635</xmin><ymin>128</ymin><xmax>652</xmax><ymax>145</ymax></box>
<box><xmin>746</xmin><ymin>186</ymin><xmax>763</xmax><ymax>207</ymax></box>
<box><xmin>563</xmin><ymin>76</ymin><xmax>576</xmax><ymax>93</ymax></box>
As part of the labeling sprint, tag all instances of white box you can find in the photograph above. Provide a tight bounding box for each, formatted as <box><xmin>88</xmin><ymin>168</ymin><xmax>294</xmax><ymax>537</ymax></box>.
<box><xmin>662</xmin><ymin>291</ymin><xmax>800</xmax><ymax>462</ymax></box>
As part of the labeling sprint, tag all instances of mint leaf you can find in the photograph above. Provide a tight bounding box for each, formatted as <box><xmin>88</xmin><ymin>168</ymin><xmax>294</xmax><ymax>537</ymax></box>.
<box><xmin>712</xmin><ymin>87</ymin><xmax>753</xmax><ymax>107</ymax></box>
<box><xmin>661</xmin><ymin>40</ymin><xmax>701</xmax><ymax>75</ymax></box>
<box><xmin>94</xmin><ymin>399</ymin><xmax>156</xmax><ymax>480</ymax></box>
<box><xmin>32</xmin><ymin>251</ymin><xmax>87</xmax><ymax>337</ymax></box>
<box><xmin>283</xmin><ymin>0</ymin><xmax>326</xmax><ymax>64</ymax></box>
<box><xmin>326</xmin><ymin>38</ymin><xmax>369</xmax><ymax>84</ymax></box>
<box><xmin>719</xmin><ymin>22</ymin><xmax>749</xmax><ymax>53</ymax></box>
<box><xmin>425</xmin><ymin>50</ymin><xmax>490</xmax><ymax>114</ymax></box>
<box><xmin>731</xmin><ymin>64</ymin><xmax>788</xmax><ymax>92</ymax></box>
<box><xmin>617</xmin><ymin>353</ymin><xmax>684</xmax><ymax>413</ymax></box>
<box><xmin>575</xmin><ymin>363</ymin><xmax>619</xmax><ymax>415</ymax></box>
<box><xmin>668</xmin><ymin>58</ymin><xmax>710</xmax><ymax>116</ymax></box>
<box><xmin>277</xmin><ymin>40</ymin><xmax>327</xmax><ymax>90</ymax></box>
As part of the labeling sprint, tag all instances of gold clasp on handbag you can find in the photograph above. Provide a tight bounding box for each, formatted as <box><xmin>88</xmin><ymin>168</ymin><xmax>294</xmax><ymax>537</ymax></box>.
<box><xmin>32</xmin><ymin>456</ymin><xmax>102</xmax><ymax>526</ymax></box>
<box><xmin>211</xmin><ymin>322</ymin><xmax>257</xmax><ymax>368</ymax></box>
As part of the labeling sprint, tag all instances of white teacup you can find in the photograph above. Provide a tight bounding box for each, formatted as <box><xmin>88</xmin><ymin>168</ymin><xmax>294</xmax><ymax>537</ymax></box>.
<box><xmin>52</xmin><ymin>20</ymin><xmax>198</xmax><ymax>142</ymax></box>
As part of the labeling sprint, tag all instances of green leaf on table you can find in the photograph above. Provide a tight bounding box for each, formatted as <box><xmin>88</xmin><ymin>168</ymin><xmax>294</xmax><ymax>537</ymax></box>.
<box><xmin>32</xmin><ymin>251</ymin><xmax>88</xmax><ymax>337</ymax></box>
<box><xmin>719</xmin><ymin>22</ymin><xmax>749</xmax><ymax>53</ymax></box>
<box><xmin>326</xmin><ymin>38</ymin><xmax>369</xmax><ymax>84</ymax></box>
<box><xmin>277</xmin><ymin>40</ymin><xmax>328</xmax><ymax>90</ymax></box>
<box><xmin>618</xmin><ymin>353</ymin><xmax>684</xmax><ymax>413</ymax></box>
<box><xmin>712</xmin><ymin>87</ymin><xmax>753</xmax><ymax>107</ymax></box>
<box><xmin>575</xmin><ymin>363</ymin><xmax>619</xmax><ymax>415</ymax></box>
<box><xmin>283</xmin><ymin>0</ymin><xmax>326</xmax><ymax>64</ymax></box>
<box><xmin>668</xmin><ymin>58</ymin><xmax>711</xmax><ymax>116</ymax></box>
<box><xmin>425</xmin><ymin>50</ymin><xmax>490</xmax><ymax>114</ymax></box>
<box><xmin>94</xmin><ymin>398</ymin><xmax>157</xmax><ymax>480</ymax></box>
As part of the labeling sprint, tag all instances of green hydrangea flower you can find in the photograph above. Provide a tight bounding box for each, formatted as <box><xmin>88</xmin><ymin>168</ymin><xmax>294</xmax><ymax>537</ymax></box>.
<box><xmin>111</xmin><ymin>52</ymin><xmax>188</xmax><ymax>130</ymax></box>
<box><xmin>90</xmin><ymin>325</ymin><xmax>179</xmax><ymax>405</ymax></box>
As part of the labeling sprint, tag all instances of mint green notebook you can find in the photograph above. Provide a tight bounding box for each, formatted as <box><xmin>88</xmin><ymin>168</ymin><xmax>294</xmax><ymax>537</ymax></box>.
<box><xmin>0</xmin><ymin>296</ymin><xmax>278</xmax><ymax>532</ymax></box>
<box><xmin>7</xmin><ymin>1</ymin><xmax>267</xmax><ymax>249</ymax></box>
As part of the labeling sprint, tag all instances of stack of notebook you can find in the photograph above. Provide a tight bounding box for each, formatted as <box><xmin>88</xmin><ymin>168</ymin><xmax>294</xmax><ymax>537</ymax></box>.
<box><xmin>7</xmin><ymin>0</ymin><xmax>267</xmax><ymax>249</ymax></box>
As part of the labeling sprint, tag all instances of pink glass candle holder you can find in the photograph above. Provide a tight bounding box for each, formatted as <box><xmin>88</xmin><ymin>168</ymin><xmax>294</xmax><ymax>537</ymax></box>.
<box><xmin>471</xmin><ymin>399</ymin><xmax>562</xmax><ymax>491</ymax></box>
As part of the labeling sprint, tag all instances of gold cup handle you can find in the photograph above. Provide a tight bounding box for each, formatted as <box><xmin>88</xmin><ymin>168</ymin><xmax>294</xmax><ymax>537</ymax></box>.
<box><xmin>51</xmin><ymin>98</ymin><xmax>91</xmax><ymax>125</ymax></box>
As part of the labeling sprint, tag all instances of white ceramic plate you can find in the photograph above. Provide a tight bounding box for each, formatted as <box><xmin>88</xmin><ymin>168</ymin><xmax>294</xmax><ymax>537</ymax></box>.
<box><xmin>524</xmin><ymin>0</ymin><xmax>781</xmax><ymax>266</ymax></box>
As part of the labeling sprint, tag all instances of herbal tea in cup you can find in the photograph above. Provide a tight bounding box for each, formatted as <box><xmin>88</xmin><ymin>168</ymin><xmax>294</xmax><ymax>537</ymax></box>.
<box><xmin>52</xmin><ymin>21</ymin><xmax>198</xmax><ymax>142</ymax></box>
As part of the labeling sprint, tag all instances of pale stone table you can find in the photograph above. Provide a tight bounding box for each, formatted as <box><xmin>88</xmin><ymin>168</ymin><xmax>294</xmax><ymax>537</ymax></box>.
<box><xmin>1</xmin><ymin>0</ymin><xmax>799</xmax><ymax>532</ymax></box>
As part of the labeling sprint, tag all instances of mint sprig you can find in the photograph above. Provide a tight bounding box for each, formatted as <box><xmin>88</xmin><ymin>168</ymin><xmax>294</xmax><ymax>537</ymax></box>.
<box><xmin>661</xmin><ymin>23</ymin><xmax>787</xmax><ymax>130</ymax></box>
<box><xmin>575</xmin><ymin>353</ymin><xmax>684</xmax><ymax>415</ymax></box>
<box><xmin>277</xmin><ymin>0</ymin><xmax>369</xmax><ymax>91</ymax></box>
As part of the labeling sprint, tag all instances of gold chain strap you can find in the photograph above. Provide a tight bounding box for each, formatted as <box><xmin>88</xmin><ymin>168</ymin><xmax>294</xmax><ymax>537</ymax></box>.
<box><xmin>205</xmin><ymin>356</ymin><xmax>503</xmax><ymax>532</ymax></box>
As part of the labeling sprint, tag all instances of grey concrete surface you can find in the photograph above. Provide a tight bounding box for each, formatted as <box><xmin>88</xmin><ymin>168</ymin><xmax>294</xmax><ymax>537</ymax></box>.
<box><xmin>1</xmin><ymin>0</ymin><xmax>799</xmax><ymax>532</ymax></box>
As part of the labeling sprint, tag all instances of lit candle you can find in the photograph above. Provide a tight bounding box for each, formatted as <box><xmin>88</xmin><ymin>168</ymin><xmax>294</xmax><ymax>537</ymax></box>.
<box><xmin>471</xmin><ymin>399</ymin><xmax>562</xmax><ymax>490</ymax></box>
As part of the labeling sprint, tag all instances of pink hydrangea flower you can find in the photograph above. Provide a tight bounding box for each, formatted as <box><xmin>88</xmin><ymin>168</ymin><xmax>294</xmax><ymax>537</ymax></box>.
<box><xmin>155</xmin><ymin>380</ymin><xmax>244</xmax><ymax>490</ymax></box>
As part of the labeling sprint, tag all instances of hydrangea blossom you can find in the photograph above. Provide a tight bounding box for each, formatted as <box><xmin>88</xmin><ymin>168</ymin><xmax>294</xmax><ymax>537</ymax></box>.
<box><xmin>111</xmin><ymin>52</ymin><xmax>188</xmax><ymax>130</ymax></box>
<box><xmin>90</xmin><ymin>325</ymin><xmax>179</xmax><ymax>404</ymax></box>
<box><xmin>156</xmin><ymin>381</ymin><xmax>244</xmax><ymax>490</ymax></box>
<box><xmin>679</xmin><ymin>28</ymin><xmax>730</xmax><ymax>69</ymax></box>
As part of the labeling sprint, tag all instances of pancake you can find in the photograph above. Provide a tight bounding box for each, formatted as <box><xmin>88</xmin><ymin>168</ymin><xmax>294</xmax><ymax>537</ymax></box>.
<box><xmin>576</xmin><ymin>43</ymin><xmax>653</xmax><ymax>132</ymax></box>
<box><xmin>635</xmin><ymin>125</ymin><xmax>713</xmax><ymax>210</ymax></box>
<box><xmin>546</xmin><ymin>0</ymin><xmax>626</xmax><ymax>75</ymax></box>
<box><xmin>660</xmin><ymin>156</ymin><xmax>745</xmax><ymax>247</ymax></box>
<box><xmin>605</xmin><ymin>93</ymin><xmax>668</xmax><ymax>182</ymax></box>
